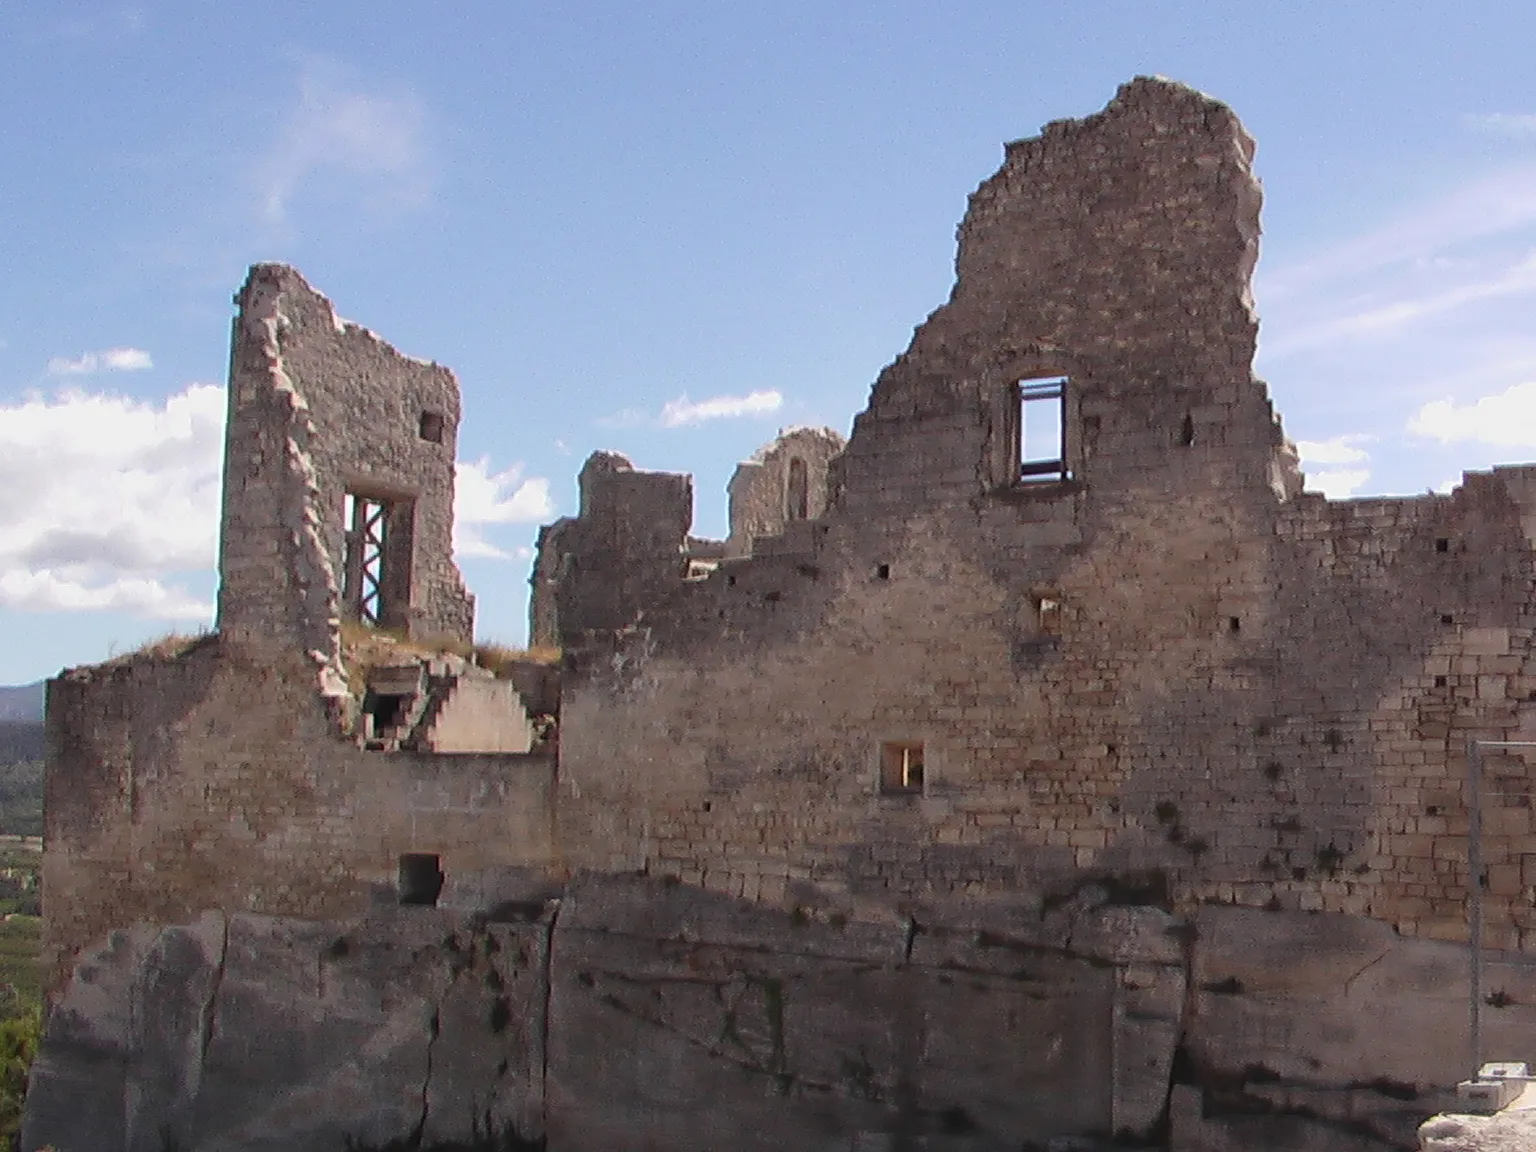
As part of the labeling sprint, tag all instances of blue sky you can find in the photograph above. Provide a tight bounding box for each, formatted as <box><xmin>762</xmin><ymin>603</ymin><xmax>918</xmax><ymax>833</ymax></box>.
<box><xmin>3</xmin><ymin>2</ymin><xmax>1536</xmax><ymax>686</ymax></box>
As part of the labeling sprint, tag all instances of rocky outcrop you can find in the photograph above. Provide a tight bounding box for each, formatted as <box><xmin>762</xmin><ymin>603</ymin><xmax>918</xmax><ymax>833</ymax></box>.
<box><xmin>23</xmin><ymin>877</ymin><xmax>1536</xmax><ymax>1151</ymax></box>
<box><xmin>1419</xmin><ymin>1109</ymin><xmax>1536</xmax><ymax>1152</ymax></box>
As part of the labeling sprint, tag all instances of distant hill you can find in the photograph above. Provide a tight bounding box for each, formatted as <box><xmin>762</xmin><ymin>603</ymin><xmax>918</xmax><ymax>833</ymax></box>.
<box><xmin>0</xmin><ymin>684</ymin><xmax>43</xmax><ymax>723</ymax></box>
<box><xmin>0</xmin><ymin>723</ymin><xmax>42</xmax><ymax>838</ymax></box>
<box><xmin>0</xmin><ymin>725</ymin><xmax>42</xmax><ymax>767</ymax></box>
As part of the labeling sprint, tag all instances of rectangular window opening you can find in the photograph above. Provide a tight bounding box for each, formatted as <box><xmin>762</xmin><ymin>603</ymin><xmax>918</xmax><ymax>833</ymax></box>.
<box><xmin>419</xmin><ymin>411</ymin><xmax>446</xmax><ymax>444</ymax></box>
<box><xmin>880</xmin><ymin>741</ymin><xmax>925</xmax><ymax>795</ymax></box>
<box><xmin>1018</xmin><ymin>376</ymin><xmax>1069</xmax><ymax>483</ymax></box>
<box><xmin>367</xmin><ymin>693</ymin><xmax>409</xmax><ymax>734</ymax></box>
<box><xmin>398</xmin><ymin>853</ymin><xmax>444</xmax><ymax>906</ymax></box>
<box><xmin>344</xmin><ymin>493</ymin><xmax>393</xmax><ymax>627</ymax></box>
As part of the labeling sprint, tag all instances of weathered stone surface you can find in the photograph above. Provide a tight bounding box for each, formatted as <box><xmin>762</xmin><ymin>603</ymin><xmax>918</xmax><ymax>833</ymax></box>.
<box><xmin>1181</xmin><ymin>905</ymin><xmax>1536</xmax><ymax>1149</ymax></box>
<box><xmin>36</xmin><ymin>880</ymin><xmax>1522</xmax><ymax>1152</ymax></box>
<box><xmin>24</xmin><ymin>907</ymin><xmax>550</xmax><ymax>1152</ymax></box>
<box><xmin>1419</xmin><ymin>1109</ymin><xmax>1536</xmax><ymax>1152</ymax></box>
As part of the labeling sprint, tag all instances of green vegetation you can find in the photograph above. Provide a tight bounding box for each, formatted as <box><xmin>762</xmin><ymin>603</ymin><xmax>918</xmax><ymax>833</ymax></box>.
<box><xmin>0</xmin><ymin>1005</ymin><xmax>40</xmax><ymax>1146</ymax></box>
<box><xmin>0</xmin><ymin>840</ymin><xmax>41</xmax><ymax>1149</ymax></box>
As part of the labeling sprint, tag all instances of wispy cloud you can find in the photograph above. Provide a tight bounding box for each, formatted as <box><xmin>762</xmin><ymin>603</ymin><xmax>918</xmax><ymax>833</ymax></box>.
<box><xmin>257</xmin><ymin>59</ymin><xmax>430</xmax><ymax>226</ymax></box>
<box><xmin>1264</xmin><ymin>250</ymin><xmax>1536</xmax><ymax>358</ymax></box>
<box><xmin>660</xmin><ymin>389</ymin><xmax>783</xmax><ymax>427</ymax></box>
<box><xmin>454</xmin><ymin>459</ymin><xmax>556</xmax><ymax>560</ymax></box>
<box><xmin>1467</xmin><ymin>113</ymin><xmax>1536</xmax><ymax>138</ymax></box>
<box><xmin>1410</xmin><ymin>379</ymin><xmax>1536</xmax><ymax>448</ymax></box>
<box><xmin>1261</xmin><ymin>164</ymin><xmax>1536</xmax><ymax>304</ymax></box>
<box><xmin>35</xmin><ymin>5</ymin><xmax>145</xmax><ymax>45</ymax></box>
<box><xmin>46</xmin><ymin>347</ymin><xmax>153</xmax><ymax>375</ymax></box>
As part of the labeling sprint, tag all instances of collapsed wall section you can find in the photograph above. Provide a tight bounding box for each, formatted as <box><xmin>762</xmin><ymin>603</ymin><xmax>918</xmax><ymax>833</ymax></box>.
<box><xmin>41</xmin><ymin>640</ymin><xmax>558</xmax><ymax>994</ymax></box>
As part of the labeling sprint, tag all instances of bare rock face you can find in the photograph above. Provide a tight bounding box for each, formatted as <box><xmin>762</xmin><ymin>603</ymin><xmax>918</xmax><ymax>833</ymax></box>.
<box><xmin>34</xmin><ymin>875</ymin><xmax>1536</xmax><ymax>1152</ymax></box>
<box><xmin>544</xmin><ymin>874</ymin><xmax>1183</xmax><ymax>1150</ymax></box>
<box><xmin>23</xmin><ymin>905</ymin><xmax>551</xmax><ymax>1152</ymax></box>
<box><xmin>24</xmin><ymin>876</ymin><xmax>1185</xmax><ymax>1152</ymax></box>
<box><xmin>1419</xmin><ymin>1110</ymin><xmax>1536</xmax><ymax>1152</ymax></box>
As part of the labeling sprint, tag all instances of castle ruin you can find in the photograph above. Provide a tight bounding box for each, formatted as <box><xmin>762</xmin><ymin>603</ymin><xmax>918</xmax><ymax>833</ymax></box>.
<box><xmin>27</xmin><ymin>77</ymin><xmax>1536</xmax><ymax>1152</ymax></box>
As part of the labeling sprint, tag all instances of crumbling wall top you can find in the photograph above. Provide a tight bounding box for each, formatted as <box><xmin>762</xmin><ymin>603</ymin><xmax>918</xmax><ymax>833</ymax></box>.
<box><xmin>217</xmin><ymin>265</ymin><xmax>474</xmax><ymax>683</ymax></box>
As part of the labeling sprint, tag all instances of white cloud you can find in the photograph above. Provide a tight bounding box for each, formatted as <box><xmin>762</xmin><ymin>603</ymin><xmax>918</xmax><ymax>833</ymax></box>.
<box><xmin>1468</xmin><ymin>113</ymin><xmax>1536</xmax><ymax>137</ymax></box>
<box><xmin>0</xmin><ymin>384</ymin><xmax>223</xmax><ymax>618</ymax></box>
<box><xmin>46</xmin><ymin>346</ymin><xmax>153</xmax><ymax>375</ymax></box>
<box><xmin>660</xmin><ymin>389</ymin><xmax>783</xmax><ymax>427</ymax></box>
<box><xmin>1410</xmin><ymin>379</ymin><xmax>1536</xmax><ymax>447</ymax></box>
<box><xmin>454</xmin><ymin>459</ymin><xmax>556</xmax><ymax>560</ymax></box>
<box><xmin>0</xmin><ymin>383</ymin><xmax>552</xmax><ymax>611</ymax></box>
<box><xmin>1295</xmin><ymin>436</ymin><xmax>1370</xmax><ymax>467</ymax></box>
<box><xmin>258</xmin><ymin>59</ymin><xmax>430</xmax><ymax>225</ymax></box>
<box><xmin>1306</xmin><ymin>469</ymin><xmax>1372</xmax><ymax>500</ymax></box>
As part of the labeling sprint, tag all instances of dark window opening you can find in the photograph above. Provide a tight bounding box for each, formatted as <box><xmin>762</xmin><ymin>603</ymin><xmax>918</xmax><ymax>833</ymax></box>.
<box><xmin>1016</xmin><ymin>377</ymin><xmax>1069</xmax><ymax>482</ymax></box>
<box><xmin>786</xmin><ymin>457</ymin><xmax>809</xmax><ymax>521</ymax></box>
<box><xmin>368</xmin><ymin>693</ymin><xmax>408</xmax><ymax>732</ymax></box>
<box><xmin>876</xmin><ymin>563</ymin><xmax>891</xmax><ymax>580</ymax></box>
<box><xmin>1179</xmin><ymin>413</ymin><xmax>1195</xmax><ymax>447</ymax></box>
<box><xmin>880</xmin><ymin>741</ymin><xmax>925</xmax><ymax>795</ymax></box>
<box><xmin>344</xmin><ymin>493</ymin><xmax>394</xmax><ymax>626</ymax></box>
<box><xmin>1435</xmin><ymin>538</ymin><xmax>1450</xmax><ymax>553</ymax></box>
<box><xmin>1435</xmin><ymin>675</ymin><xmax>1448</xmax><ymax>688</ymax></box>
<box><xmin>419</xmin><ymin>411</ymin><xmax>446</xmax><ymax>443</ymax></box>
<box><xmin>1441</xmin><ymin>613</ymin><xmax>1455</xmax><ymax>625</ymax></box>
<box><xmin>398</xmin><ymin>853</ymin><xmax>444</xmax><ymax>906</ymax></box>
<box><xmin>1229</xmin><ymin>616</ymin><xmax>1241</xmax><ymax>634</ymax></box>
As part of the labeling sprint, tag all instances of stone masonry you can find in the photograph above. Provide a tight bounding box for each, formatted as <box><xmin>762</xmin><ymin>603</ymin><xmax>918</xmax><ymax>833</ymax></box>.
<box><xmin>544</xmin><ymin>77</ymin><xmax>1536</xmax><ymax>956</ymax></box>
<box><xmin>32</xmin><ymin>77</ymin><xmax>1536</xmax><ymax>1152</ymax></box>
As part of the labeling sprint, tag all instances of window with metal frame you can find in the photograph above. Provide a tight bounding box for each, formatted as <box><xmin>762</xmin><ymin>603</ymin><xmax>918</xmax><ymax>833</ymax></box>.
<box><xmin>1017</xmin><ymin>376</ymin><xmax>1069</xmax><ymax>482</ymax></box>
<box><xmin>344</xmin><ymin>493</ymin><xmax>391</xmax><ymax>626</ymax></box>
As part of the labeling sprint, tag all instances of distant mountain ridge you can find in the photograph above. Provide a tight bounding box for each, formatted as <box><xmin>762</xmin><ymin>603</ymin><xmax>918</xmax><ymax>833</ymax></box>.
<box><xmin>0</xmin><ymin>683</ymin><xmax>43</xmax><ymax>723</ymax></box>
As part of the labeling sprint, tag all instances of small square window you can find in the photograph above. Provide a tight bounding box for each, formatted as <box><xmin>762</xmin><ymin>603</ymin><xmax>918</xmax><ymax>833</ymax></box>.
<box><xmin>398</xmin><ymin>853</ymin><xmax>444</xmax><ymax>906</ymax></box>
<box><xmin>419</xmin><ymin>411</ymin><xmax>446</xmax><ymax>444</ymax></box>
<box><xmin>880</xmin><ymin>741</ymin><xmax>925</xmax><ymax>795</ymax></box>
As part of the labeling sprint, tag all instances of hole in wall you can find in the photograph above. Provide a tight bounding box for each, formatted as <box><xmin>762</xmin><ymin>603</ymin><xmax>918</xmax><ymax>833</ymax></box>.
<box><xmin>366</xmin><ymin>693</ymin><xmax>408</xmax><ymax>733</ymax></box>
<box><xmin>1179</xmin><ymin>413</ymin><xmax>1195</xmax><ymax>447</ymax></box>
<box><xmin>876</xmin><ymin>564</ymin><xmax>890</xmax><ymax>580</ymax></box>
<box><xmin>398</xmin><ymin>853</ymin><xmax>445</xmax><ymax>906</ymax></box>
<box><xmin>1441</xmin><ymin>613</ymin><xmax>1455</xmax><ymax>625</ymax></box>
<box><xmin>1435</xmin><ymin>538</ymin><xmax>1450</xmax><ymax>553</ymax></box>
<box><xmin>1435</xmin><ymin>675</ymin><xmax>1448</xmax><ymax>688</ymax></box>
<box><xmin>1228</xmin><ymin>616</ymin><xmax>1241</xmax><ymax>634</ymax></box>
<box><xmin>879</xmin><ymin>741</ymin><xmax>925</xmax><ymax>794</ymax></box>
<box><xmin>419</xmin><ymin>411</ymin><xmax>446</xmax><ymax>443</ymax></box>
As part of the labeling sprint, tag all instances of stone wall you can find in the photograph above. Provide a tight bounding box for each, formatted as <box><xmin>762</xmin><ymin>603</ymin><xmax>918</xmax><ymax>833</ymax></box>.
<box><xmin>42</xmin><ymin>638</ymin><xmax>557</xmax><ymax>991</ymax></box>
<box><xmin>218</xmin><ymin>264</ymin><xmax>474</xmax><ymax>659</ymax></box>
<box><xmin>540</xmin><ymin>77</ymin><xmax>1536</xmax><ymax>954</ymax></box>
<box><xmin>725</xmin><ymin>426</ymin><xmax>846</xmax><ymax>559</ymax></box>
